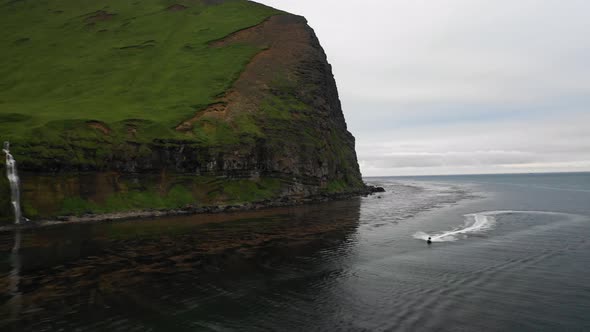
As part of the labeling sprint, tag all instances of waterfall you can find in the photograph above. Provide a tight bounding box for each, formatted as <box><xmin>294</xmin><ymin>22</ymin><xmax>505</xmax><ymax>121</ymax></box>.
<box><xmin>3</xmin><ymin>142</ymin><xmax>23</xmax><ymax>224</ymax></box>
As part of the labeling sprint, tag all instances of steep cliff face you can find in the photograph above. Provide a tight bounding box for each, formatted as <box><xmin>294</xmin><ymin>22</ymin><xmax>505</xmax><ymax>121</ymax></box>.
<box><xmin>0</xmin><ymin>0</ymin><xmax>364</xmax><ymax>222</ymax></box>
<box><xmin>175</xmin><ymin>14</ymin><xmax>361</xmax><ymax>187</ymax></box>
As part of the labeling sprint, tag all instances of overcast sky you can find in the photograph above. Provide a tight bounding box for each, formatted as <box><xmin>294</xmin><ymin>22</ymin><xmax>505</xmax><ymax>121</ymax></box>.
<box><xmin>256</xmin><ymin>0</ymin><xmax>590</xmax><ymax>176</ymax></box>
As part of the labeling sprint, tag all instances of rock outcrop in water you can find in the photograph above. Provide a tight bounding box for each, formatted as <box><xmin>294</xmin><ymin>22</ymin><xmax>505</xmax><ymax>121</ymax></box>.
<box><xmin>0</xmin><ymin>0</ymin><xmax>365</xmax><ymax>222</ymax></box>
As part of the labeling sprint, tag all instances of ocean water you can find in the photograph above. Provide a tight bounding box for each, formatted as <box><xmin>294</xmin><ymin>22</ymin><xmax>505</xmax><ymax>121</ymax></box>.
<box><xmin>1</xmin><ymin>172</ymin><xmax>590</xmax><ymax>331</ymax></box>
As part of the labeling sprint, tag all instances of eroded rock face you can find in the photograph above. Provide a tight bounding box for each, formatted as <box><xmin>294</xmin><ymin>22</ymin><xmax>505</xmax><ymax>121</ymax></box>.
<box><xmin>188</xmin><ymin>14</ymin><xmax>362</xmax><ymax>188</ymax></box>
<box><xmin>172</xmin><ymin>15</ymin><xmax>361</xmax><ymax>188</ymax></box>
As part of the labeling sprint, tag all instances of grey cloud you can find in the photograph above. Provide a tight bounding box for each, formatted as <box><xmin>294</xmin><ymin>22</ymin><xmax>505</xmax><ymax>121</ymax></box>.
<box><xmin>356</xmin><ymin>114</ymin><xmax>590</xmax><ymax>175</ymax></box>
<box><xmin>366</xmin><ymin>151</ymin><xmax>538</xmax><ymax>169</ymax></box>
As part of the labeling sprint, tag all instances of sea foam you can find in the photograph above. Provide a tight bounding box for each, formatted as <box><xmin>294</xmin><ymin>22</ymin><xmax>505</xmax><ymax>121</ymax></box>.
<box><xmin>414</xmin><ymin>212</ymin><xmax>497</xmax><ymax>242</ymax></box>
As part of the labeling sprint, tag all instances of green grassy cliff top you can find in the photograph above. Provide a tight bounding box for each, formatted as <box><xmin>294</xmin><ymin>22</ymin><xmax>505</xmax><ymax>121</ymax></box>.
<box><xmin>0</xmin><ymin>0</ymin><xmax>280</xmax><ymax>145</ymax></box>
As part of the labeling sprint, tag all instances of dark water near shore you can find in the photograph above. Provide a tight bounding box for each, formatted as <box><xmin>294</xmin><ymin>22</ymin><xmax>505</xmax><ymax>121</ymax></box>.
<box><xmin>1</xmin><ymin>172</ymin><xmax>590</xmax><ymax>331</ymax></box>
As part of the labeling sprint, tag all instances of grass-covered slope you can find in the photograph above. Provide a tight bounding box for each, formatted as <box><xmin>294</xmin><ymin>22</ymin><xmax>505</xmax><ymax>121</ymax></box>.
<box><xmin>0</xmin><ymin>0</ymin><xmax>280</xmax><ymax>150</ymax></box>
<box><xmin>0</xmin><ymin>0</ymin><xmax>365</xmax><ymax>222</ymax></box>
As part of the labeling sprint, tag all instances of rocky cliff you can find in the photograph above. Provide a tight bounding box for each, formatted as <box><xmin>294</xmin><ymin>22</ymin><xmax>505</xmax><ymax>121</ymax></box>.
<box><xmin>0</xmin><ymin>0</ymin><xmax>365</xmax><ymax>222</ymax></box>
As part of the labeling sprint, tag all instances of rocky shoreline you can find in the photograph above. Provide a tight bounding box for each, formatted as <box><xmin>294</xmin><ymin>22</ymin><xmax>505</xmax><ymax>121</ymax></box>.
<box><xmin>0</xmin><ymin>185</ymin><xmax>385</xmax><ymax>230</ymax></box>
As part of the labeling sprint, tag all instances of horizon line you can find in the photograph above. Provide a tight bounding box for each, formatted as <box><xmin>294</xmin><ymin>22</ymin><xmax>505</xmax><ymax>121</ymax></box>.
<box><xmin>362</xmin><ymin>170</ymin><xmax>590</xmax><ymax>178</ymax></box>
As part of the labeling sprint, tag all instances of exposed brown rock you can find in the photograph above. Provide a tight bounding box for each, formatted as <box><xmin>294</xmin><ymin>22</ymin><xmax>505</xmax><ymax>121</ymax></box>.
<box><xmin>85</xmin><ymin>10</ymin><xmax>116</xmax><ymax>25</ymax></box>
<box><xmin>166</xmin><ymin>4</ymin><xmax>188</xmax><ymax>11</ymax></box>
<box><xmin>176</xmin><ymin>102</ymin><xmax>228</xmax><ymax>131</ymax></box>
<box><xmin>202</xmin><ymin>0</ymin><xmax>226</xmax><ymax>5</ymax></box>
<box><xmin>179</xmin><ymin>15</ymin><xmax>319</xmax><ymax>130</ymax></box>
<box><xmin>86</xmin><ymin>121</ymin><xmax>111</xmax><ymax>135</ymax></box>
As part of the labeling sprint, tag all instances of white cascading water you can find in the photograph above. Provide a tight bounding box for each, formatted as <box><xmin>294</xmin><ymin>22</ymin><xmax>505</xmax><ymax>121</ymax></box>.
<box><xmin>3</xmin><ymin>142</ymin><xmax>23</xmax><ymax>224</ymax></box>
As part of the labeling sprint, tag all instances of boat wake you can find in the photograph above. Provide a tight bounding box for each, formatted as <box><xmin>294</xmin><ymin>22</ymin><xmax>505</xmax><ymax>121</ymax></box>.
<box><xmin>413</xmin><ymin>212</ymin><xmax>497</xmax><ymax>242</ymax></box>
<box><xmin>413</xmin><ymin>210</ymin><xmax>589</xmax><ymax>243</ymax></box>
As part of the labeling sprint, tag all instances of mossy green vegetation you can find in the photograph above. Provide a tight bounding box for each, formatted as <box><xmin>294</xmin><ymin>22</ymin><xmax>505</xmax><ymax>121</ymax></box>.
<box><xmin>56</xmin><ymin>177</ymin><xmax>283</xmax><ymax>216</ymax></box>
<box><xmin>16</xmin><ymin>172</ymin><xmax>285</xmax><ymax>220</ymax></box>
<box><xmin>221</xmin><ymin>178</ymin><xmax>282</xmax><ymax>203</ymax></box>
<box><xmin>0</xmin><ymin>0</ymin><xmax>280</xmax><ymax>151</ymax></box>
<box><xmin>325</xmin><ymin>179</ymin><xmax>348</xmax><ymax>193</ymax></box>
<box><xmin>59</xmin><ymin>185</ymin><xmax>195</xmax><ymax>215</ymax></box>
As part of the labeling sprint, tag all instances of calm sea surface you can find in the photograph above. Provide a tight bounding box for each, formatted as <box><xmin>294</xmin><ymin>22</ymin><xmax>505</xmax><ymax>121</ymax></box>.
<box><xmin>1</xmin><ymin>172</ymin><xmax>590</xmax><ymax>331</ymax></box>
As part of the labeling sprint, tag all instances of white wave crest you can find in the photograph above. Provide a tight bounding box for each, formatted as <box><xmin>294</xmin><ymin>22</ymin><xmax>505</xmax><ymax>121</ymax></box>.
<box><xmin>414</xmin><ymin>210</ymin><xmax>588</xmax><ymax>243</ymax></box>
<box><xmin>413</xmin><ymin>213</ymin><xmax>497</xmax><ymax>242</ymax></box>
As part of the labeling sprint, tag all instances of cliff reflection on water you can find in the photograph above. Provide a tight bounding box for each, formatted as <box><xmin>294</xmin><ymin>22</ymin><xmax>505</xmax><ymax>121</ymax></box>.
<box><xmin>0</xmin><ymin>199</ymin><xmax>362</xmax><ymax>330</ymax></box>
